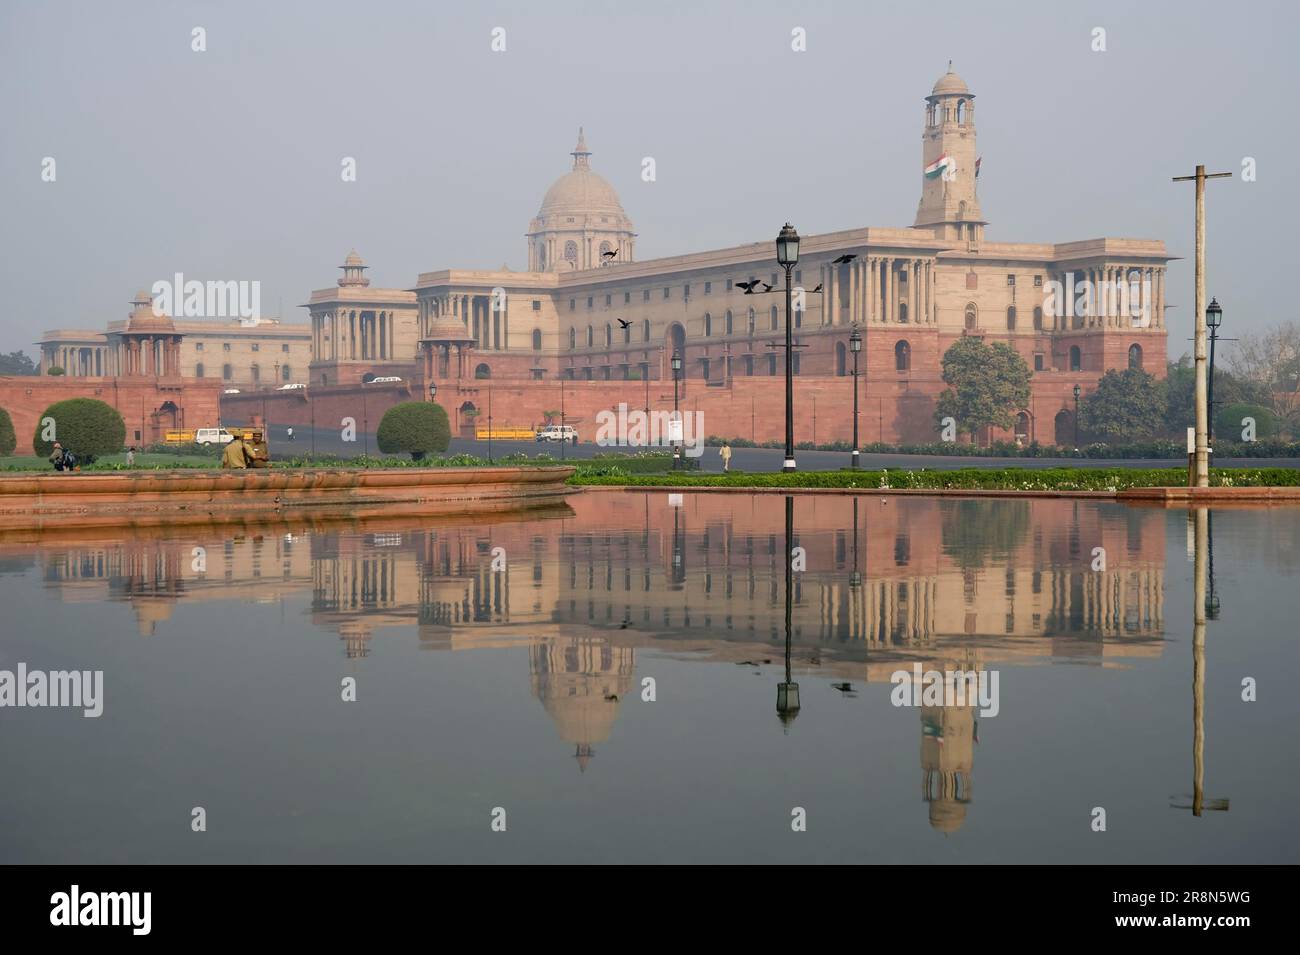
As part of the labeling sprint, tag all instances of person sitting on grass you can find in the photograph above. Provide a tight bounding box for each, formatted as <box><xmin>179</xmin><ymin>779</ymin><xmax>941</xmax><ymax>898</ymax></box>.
<box><xmin>48</xmin><ymin>441</ymin><xmax>78</xmax><ymax>472</ymax></box>
<box><xmin>221</xmin><ymin>435</ymin><xmax>253</xmax><ymax>470</ymax></box>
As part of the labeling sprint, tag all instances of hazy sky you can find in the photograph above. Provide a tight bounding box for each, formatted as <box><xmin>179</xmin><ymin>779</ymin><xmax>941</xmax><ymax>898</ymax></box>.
<box><xmin>2</xmin><ymin>0</ymin><xmax>1293</xmax><ymax>357</ymax></box>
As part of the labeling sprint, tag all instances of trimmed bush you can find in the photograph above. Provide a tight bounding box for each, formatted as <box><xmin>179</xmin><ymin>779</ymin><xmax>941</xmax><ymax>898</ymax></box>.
<box><xmin>1216</xmin><ymin>403</ymin><xmax>1275</xmax><ymax>442</ymax></box>
<box><xmin>31</xmin><ymin>398</ymin><xmax>125</xmax><ymax>463</ymax></box>
<box><xmin>376</xmin><ymin>401</ymin><xmax>451</xmax><ymax>460</ymax></box>
<box><xmin>0</xmin><ymin>406</ymin><xmax>15</xmax><ymax>456</ymax></box>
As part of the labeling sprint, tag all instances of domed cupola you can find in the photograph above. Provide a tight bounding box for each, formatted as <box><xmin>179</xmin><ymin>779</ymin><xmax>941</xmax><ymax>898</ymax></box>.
<box><xmin>526</xmin><ymin>128</ymin><xmax>636</xmax><ymax>272</ymax></box>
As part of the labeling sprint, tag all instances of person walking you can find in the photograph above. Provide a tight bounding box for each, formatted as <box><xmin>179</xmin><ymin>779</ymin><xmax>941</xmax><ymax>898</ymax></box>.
<box><xmin>125</xmin><ymin>446</ymin><xmax>136</xmax><ymax>467</ymax></box>
<box><xmin>720</xmin><ymin>443</ymin><xmax>733</xmax><ymax>472</ymax></box>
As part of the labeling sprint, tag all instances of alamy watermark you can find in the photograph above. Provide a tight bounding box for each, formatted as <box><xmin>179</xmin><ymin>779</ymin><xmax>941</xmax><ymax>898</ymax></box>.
<box><xmin>593</xmin><ymin>402</ymin><xmax>705</xmax><ymax>457</ymax></box>
<box><xmin>151</xmin><ymin>273</ymin><xmax>261</xmax><ymax>325</ymax></box>
<box><xmin>890</xmin><ymin>663</ymin><xmax>999</xmax><ymax>718</ymax></box>
<box><xmin>0</xmin><ymin>663</ymin><xmax>103</xmax><ymax>717</ymax></box>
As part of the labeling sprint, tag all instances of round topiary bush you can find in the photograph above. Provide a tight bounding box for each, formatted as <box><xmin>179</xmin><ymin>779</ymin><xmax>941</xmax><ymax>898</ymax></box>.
<box><xmin>376</xmin><ymin>401</ymin><xmax>450</xmax><ymax>461</ymax></box>
<box><xmin>31</xmin><ymin>397</ymin><xmax>126</xmax><ymax>463</ymax></box>
<box><xmin>1216</xmin><ymin>403</ymin><xmax>1276</xmax><ymax>442</ymax></box>
<box><xmin>0</xmin><ymin>406</ymin><xmax>15</xmax><ymax>456</ymax></box>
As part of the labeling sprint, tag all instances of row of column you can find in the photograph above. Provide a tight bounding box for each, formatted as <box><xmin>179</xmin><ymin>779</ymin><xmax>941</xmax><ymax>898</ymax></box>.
<box><xmin>1049</xmin><ymin>266</ymin><xmax>1166</xmax><ymax>330</ymax></box>
<box><xmin>115</xmin><ymin>336</ymin><xmax>182</xmax><ymax>377</ymax></box>
<box><xmin>47</xmin><ymin>345</ymin><xmax>106</xmax><ymax>376</ymax></box>
<box><xmin>314</xmin><ymin>310</ymin><xmax>397</xmax><ymax>361</ymax></box>
<box><xmin>820</xmin><ymin>255</ymin><xmax>937</xmax><ymax>326</ymax></box>
<box><xmin>421</xmin><ymin>293</ymin><xmax>508</xmax><ymax>351</ymax></box>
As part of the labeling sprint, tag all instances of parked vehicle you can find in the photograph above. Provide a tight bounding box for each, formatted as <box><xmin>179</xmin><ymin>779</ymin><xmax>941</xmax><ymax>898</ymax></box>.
<box><xmin>475</xmin><ymin>426</ymin><xmax>535</xmax><ymax>440</ymax></box>
<box><xmin>223</xmin><ymin>388</ymin><xmax>241</xmax><ymax>394</ymax></box>
<box><xmin>195</xmin><ymin>427</ymin><xmax>236</xmax><ymax>447</ymax></box>
<box><xmin>277</xmin><ymin>382</ymin><xmax>306</xmax><ymax>390</ymax></box>
<box><xmin>370</xmin><ymin>376</ymin><xmax>403</xmax><ymax>383</ymax></box>
<box><xmin>536</xmin><ymin>425</ymin><xmax>578</xmax><ymax>444</ymax></box>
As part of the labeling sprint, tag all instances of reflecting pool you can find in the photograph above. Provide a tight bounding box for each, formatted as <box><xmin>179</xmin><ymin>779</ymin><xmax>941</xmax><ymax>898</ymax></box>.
<box><xmin>1</xmin><ymin>492</ymin><xmax>1296</xmax><ymax>863</ymax></box>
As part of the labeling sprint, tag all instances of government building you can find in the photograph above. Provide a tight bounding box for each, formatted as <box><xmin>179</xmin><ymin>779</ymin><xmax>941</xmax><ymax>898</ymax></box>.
<box><xmin>19</xmin><ymin>66</ymin><xmax>1170</xmax><ymax>449</ymax></box>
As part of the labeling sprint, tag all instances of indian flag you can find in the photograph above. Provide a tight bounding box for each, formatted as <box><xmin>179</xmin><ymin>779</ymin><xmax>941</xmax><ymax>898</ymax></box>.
<box><xmin>924</xmin><ymin>154</ymin><xmax>956</xmax><ymax>179</ymax></box>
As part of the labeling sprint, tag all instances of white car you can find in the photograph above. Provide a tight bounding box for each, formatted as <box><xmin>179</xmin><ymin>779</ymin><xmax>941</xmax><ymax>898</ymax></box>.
<box><xmin>370</xmin><ymin>376</ymin><xmax>403</xmax><ymax>383</ymax></box>
<box><xmin>277</xmin><ymin>382</ymin><xmax>306</xmax><ymax>390</ymax></box>
<box><xmin>536</xmin><ymin>425</ymin><xmax>578</xmax><ymax>444</ymax></box>
<box><xmin>195</xmin><ymin>428</ymin><xmax>236</xmax><ymax>447</ymax></box>
<box><xmin>222</xmin><ymin>388</ymin><xmax>241</xmax><ymax>394</ymax></box>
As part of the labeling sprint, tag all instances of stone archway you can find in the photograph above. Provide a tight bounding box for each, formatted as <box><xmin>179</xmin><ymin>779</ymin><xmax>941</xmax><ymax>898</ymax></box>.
<box><xmin>458</xmin><ymin>401</ymin><xmax>479</xmax><ymax>438</ymax></box>
<box><xmin>1054</xmin><ymin>409</ymin><xmax>1073</xmax><ymax>447</ymax></box>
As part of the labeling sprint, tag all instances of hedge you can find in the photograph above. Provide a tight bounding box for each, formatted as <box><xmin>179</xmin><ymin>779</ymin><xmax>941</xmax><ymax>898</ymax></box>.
<box><xmin>375</xmin><ymin>401</ymin><xmax>451</xmax><ymax>460</ymax></box>
<box><xmin>0</xmin><ymin>406</ymin><xmax>15</xmax><ymax>456</ymax></box>
<box><xmin>31</xmin><ymin>398</ymin><xmax>126</xmax><ymax>463</ymax></box>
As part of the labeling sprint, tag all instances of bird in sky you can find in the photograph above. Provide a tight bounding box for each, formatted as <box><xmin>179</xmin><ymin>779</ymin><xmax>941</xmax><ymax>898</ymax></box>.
<box><xmin>761</xmin><ymin>282</ymin><xmax>774</xmax><ymax>292</ymax></box>
<box><xmin>602</xmin><ymin>249</ymin><xmax>618</xmax><ymax>259</ymax></box>
<box><xmin>737</xmin><ymin>279</ymin><xmax>760</xmax><ymax>294</ymax></box>
<box><xmin>832</xmin><ymin>254</ymin><xmax>857</xmax><ymax>265</ymax></box>
<box><xmin>811</xmin><ymin>283</ymin><xmax>823</xmax><ymax>293</ymax></box>
<box><xmin>617</xmin><ymin>318</ymin><xmax>631</xmax><ymax>329</ymax></box>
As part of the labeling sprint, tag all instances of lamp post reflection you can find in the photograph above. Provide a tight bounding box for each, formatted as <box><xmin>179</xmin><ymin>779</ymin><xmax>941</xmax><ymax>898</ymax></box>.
<box><xmin>776</xmin><ymin>495</ymin><xmax>800</xmax><ymax>727</ymax></box>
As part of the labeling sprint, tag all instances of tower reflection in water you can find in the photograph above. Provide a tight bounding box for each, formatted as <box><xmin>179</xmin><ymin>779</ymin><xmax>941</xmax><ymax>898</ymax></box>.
<box><xmin>18</xmin><ymin>491</ymin><xmax>1168</xmax><ymax>832</ymax></box>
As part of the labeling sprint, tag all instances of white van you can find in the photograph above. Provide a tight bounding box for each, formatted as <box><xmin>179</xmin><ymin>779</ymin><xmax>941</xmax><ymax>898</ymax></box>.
<box><xmin>195</xmin><ymin>427</ymin><xmax>235</xmax><ymax>446</ymax></box>
<box><xmin>536</xmin><ymin>425</ymin><xmax>578</xmax><ymax>444</ymax></box>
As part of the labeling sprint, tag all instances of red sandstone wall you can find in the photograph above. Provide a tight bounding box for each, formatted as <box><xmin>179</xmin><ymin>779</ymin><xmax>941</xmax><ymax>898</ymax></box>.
<box><xmin>0</xmin><ymin>377</ymin><xmax>222</xmax><ymax>454</ymax></box>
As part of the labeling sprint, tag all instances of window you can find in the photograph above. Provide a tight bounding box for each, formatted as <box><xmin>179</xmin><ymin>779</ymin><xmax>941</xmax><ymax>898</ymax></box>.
<box><xmin>701</xmin><ymin>358</ymin><xmax>710</xmax><ymax>379</ymax></box>
<box><xmin>704</xmin><ymin>281</ymin><xmax>712</xmax><ymax>294</ymax></box>
<box><xmin>895</xmin><ymin>340</ymin><xmax>911</xmax><ymax>371</ymax></box>
<box><xmin>964</xmin><ymin>303</ymin><xmax>978</xmax><ymax>331</ymax></box>
<box><xmin>1034</xmin><ymin>354</ymin><xmax>1044</xmax><ymax>371</ymax></box>
<box><xmin>282</xmin><ymin>365</ymin><xmax>291</xmax><ymax>381</ymax></box>
<box><xmin>1007</xmin><ymin>274</ymin><xmax>1016</xmax><ymax>286</ymax></box>
<box><xmin>222</xmin><ymin>363</ymin><xmax>232</xmax><ymax>380</ymax></box>
<box><xmin>195</xmin><ymin>362</ymin><xmax>205</xmax><ymax>378</ymax></box>
<box><xmin>795</xmin><ymin>270</ymin><xmax>802</xmax><ymax>285</ymax></box>
<box><xmin>568</xmin><ymin>328</ymin><xmax>576</xmax><ymax>350</ymax></box>
<box><xmin>792</xmin><ymin>353</ymin><xmax>800</xmax><ymax>374</ymax></box>
<box><xmin>725</xmin><ymin>279</ymin><xmax>734</xmax><ymax>292</ymax></box>
<box><xmin>624</xmin><ymin>292</ymin><xmax>630</xmax><ymax>304</ymax></box>
<box><xmin>195</xmin><ymin>342</ymin><xmax>204</xmax><ymax>352</ymax></box>
<box><xmin>663</xmin><ymin>287</ymin><xmax>670</xmax><ymax>300</ymax></box>
<box><xmin>532</xmin><ymin>329</ymin><xmax>543</xmax><ymax>350</ymax></box>
<box><xmin>223</xmin><ymin>343</ymin><xmax>231</xmax><ymax>352</ymax></box>
<box><xmin>605</xmin><ymin>294</ymin><xmax>612</xmax><ymax>306</ymax></box>
<box><xmin>704</xmin><ymin>313</ymin><xmax>713</xmax><ymax>336</ymax></box>
<box><xmin>643</xmin><ymin>289</ymin><xmax>650</xmax><ymax>302</ymax></box>
<box><xmin>744</xmin><ymin>355</ymin><xmax>754</xmax><ymax>375</ymax></box>
<box><xmin>564</xmin><ymin>241</ymin><xmax>578</xmax><ymax>264</ymax></box>
<box><xmin>770</xmin><ymin>273</ymin><xmax>778</xmax><ymax>286</ymax></box>
<box><xmin>643</xmin><ymin>320</ymin><xmax>650</xmax><ymax>341</ymax></box>
<box><xmin>252</xmin><ymin>343</ymin><xmax>260</xmax><ymax>352</ymax></box>
<box><xmin>966</xmin><ymin>271</ymin><xmax>978</xmax><ymax>290</ymax></box>
<box><xmin>1128</xmin><ymin>343</ymin><xmax>1143</xmax><ymax>369</ymax></box>
<box><xmin>1034</xmin><ymin>275</ymin><xmax>1043</xmax><ymax>287</ymax></box>
<box><xmin>725</xmin><ymin>310</ymin><xmax>733</xmax><ymax>335</ymax></box>
<box><xmin>1007</xmin><ymin>306</ymin><xmax>1017</xmax><ymax>330</ymax></box>
<box><xmin>771</xmin><ymin>306</ymin><xmax>778</xmax><ymax>330</ymax></box>
<box><xmin>604</xmin><ymin>323</ymin><xmax>612</xmax><ymax>347</ymax></box>
<box><xmin>683</xmin><ymin>284</ymin><xmax>690</xmax><ymax>297</ymax></box>
<box><xmin>532</xmin><ymin>299</ymin><xmax>542</xmax><ymax>311</ymax></box>
<box><xmin>768</xmin><ymin>354</ymin><xmax>777</xmax><ymax>376</ymax></box>
<box><xmin>747</xmin><ymin>308</ymin><xmax>756</xmax><ymax>335</ymax></box>
<box><xmin>251</xmin><ymin>364</ymin><xmax>260</xmax><ymax>383</ymax></box>
<box><xmin>899</xmin><ymin>303</ymin><xmax>909</xmax><ymax>324</ymax></box>
<box><xmin>587</xmin><ymin>296</ymin><xmax>593</xmax><ymax>309</ymax></box>
<box><xmin>282</xmin><ymin>344</ymin><xmax>289</xmax><ymax>353</ymax></box>
<box><xmin>586</xmin><ymin>325</ymin><xmax>594</xmax><ymax>347</ymax></box>
<box><xmin>1033</xmin><ymin>306</ymin><xmax>1043</xmax><ymax>330</ymax></box>
<box><xmin>622</xmin><ymin>322</ymin><xmax>630</xmax><ymax>344</ymax></box>
<box><xmin>569</xmin><ymin>299</ymin><xmax>576</xmax><ymax>311</ymax></box>
<box><xmin>1069</xmin><ymin>346</ymin><xmax>1082</xmax><ymax>371</ymax></box>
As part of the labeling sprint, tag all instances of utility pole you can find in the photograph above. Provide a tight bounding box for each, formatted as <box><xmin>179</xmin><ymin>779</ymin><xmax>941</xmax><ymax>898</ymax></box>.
<box><xmin>1172</xmin><ymin>165</ymin><xmax>1231</xmax><ymax>487</ymax></box>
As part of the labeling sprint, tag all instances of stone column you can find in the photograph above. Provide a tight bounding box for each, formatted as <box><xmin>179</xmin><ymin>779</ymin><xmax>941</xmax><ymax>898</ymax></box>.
<box><xmin>887</xmin><ymin>258</ymin><xmax>896</xmax><ymax>324</ymax></box>
<box><xmin>866</xmin><ymin>257</ymin><xmax>876</xmax><ymax>323</ymax></box>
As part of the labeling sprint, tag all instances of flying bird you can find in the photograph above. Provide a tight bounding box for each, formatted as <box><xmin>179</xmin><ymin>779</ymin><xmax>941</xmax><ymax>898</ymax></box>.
<box><xmin>832</xmin><ymin>254</ymin><xmax>857</xmax><ymax>265</ymax></box>
<box><xmin>761</xmin><ymin>282</ymin><xmax>774</xmax><ymax>292</ymax></box>
<box><xmin>737</xmin><ymin>280</ymin><xmax>760</xmax><ymax>294</ymax></box>
<box><xmin>831</xmin><ymin>682</ymin><xmax>855</xmax><ymax>694</ymax></box>
<box><xmin>617</xmin><ymin>318</ymin><xmax>632</xmax><ymax>329</ymax></box>
<box><xmin>811</xmin><ymin>283</ymin><xmax>823</xmax><ymax>293</ymax></box>
<box><xmin>601</xmin><ymin>249</ymin><xmax>618</xmax><ymax>259</ymax></box>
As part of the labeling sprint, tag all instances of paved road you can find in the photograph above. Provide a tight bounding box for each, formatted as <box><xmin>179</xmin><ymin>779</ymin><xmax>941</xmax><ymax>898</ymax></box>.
<box><xmin>260</xmin><ymin>427</ymin><xmax>1299</xmax><ymax>472</ymax></box>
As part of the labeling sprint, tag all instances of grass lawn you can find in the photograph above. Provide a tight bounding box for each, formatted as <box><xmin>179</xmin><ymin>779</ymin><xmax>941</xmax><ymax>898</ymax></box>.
<box><xmin>1</xmin><ymin>452</ymin><xmax>217</xmax><ymax>471</ymax></box>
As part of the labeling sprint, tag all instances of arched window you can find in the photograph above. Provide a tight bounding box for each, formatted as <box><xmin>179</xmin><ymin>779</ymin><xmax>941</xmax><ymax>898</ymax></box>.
<box><xmin>1128</xmin><ymin>343</ymin><xmax>1143</xmax><ymax>369</ymax></box>
<box><xmin>282</xmin><ymin>365</ymin><xmax>291</xmax><ymax>381</ymax></box>
<box><xmin>1006</xmin><ymin>306</ymin><xmax>1017</xmax><ymax>331</ymax></box>
<box><xmin>1069</xmin><ymin>346</ymin><xmax>1082</xmax><ymax>371</ymax></box>
<box><xmin>1033</xmin><ymin>306</ymin><xmax>1043</xmax><ymax>330</ymax></box>
<box><xmin>604</xmin><ymin>323</ymin><xmax>612</xmax><ymax>347</ymax></box>
<box><xmin>532</xmin><ymin>329</ymin><xmax>543</xmax><ymax>351</ymax></box>
<box><xmin>598</xmin><ymin>241</ymin><xmax>612</xmax><ymax>264</ymax></box>
<box><xmin>538</xmin><ymin>245</ymin><xmax>547</xmax><ymax>270</ymax></box>
<box><xmin>704</xmin><ymin>313</ymin><xmax>712</xmax><ymax>337</ymax></box>
<box><xmin>725</xmin><ymin>310</ymin><xmax>733</xmax><ymax>335</ymax></box>
<box><xmin>747</xmin><ymin>308</ymin><xmax>756</xmax><ymax>335</ymax></box>
<box><xmin>957</xmin><ymin>99</ymin><xmax>967</xmax><ymax>124</ymax></box>
<box><xmin>899</xmin><ymin>303</ymin><xmax>909</xmax><ymax>324</ymax></box>
<box><xmin>964</xmin><ymin>303</ymin><xmax>978</xmax><ymax>331</ymax></box>
<box><xmin>568</xmin><ymin>327</ymin><xmax>576</xmax><ymax>350</ymax></box>
<box><xmin>622</xmin><ymin>322</ymin><xmax>630</xmax><ymax>344</ymax></box>
<box><xmin>475</xmin><ymin>363</ymin><xmax>491</xmax><ymax>379</ymax></box>
<box><xmin>586</xmin><ymin>325</ymin><xmax>594</xmax><ymax>347</ymax></box>
<box><xmin>770</xmin><ymin>306</ymin><xmax>779</xmax><ymax>330</ymax></box>
<box><xmin>895</xmin><ymin>340</ymin><xmax>911</xmax><ymax>372</ymax></box>
<box><xmin>1016</xmin><ymin>411</ymin><xmax>1030</xmax><ymax>440</ymax></box>
<box><xmin>564</xmin><ymin>241</ymin><xmax>578</xmax><ymax>266</ymax></box>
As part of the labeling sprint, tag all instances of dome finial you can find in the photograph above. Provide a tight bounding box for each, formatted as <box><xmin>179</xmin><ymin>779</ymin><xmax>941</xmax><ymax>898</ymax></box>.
<box><xmin>948</xmin><ymin>59</ymin><xmax>953</xmax><ymax>72</ymax></box>
<box><xmin>572</xmin><ymin>127</ymin><xmax>590</xmax><ymax>170</ymax></box>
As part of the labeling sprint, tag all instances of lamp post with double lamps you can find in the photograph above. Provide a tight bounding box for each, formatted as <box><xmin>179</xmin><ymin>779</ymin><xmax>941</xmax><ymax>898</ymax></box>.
<box><xmin>776</xmin><ymin>223</ymin><xmax>800</xmax><ymax>473</ymax></box>
<box><xmin>1206</xmin><ymin>298</ymin><xmax>1222</xmax><ymax>450</ymax></box>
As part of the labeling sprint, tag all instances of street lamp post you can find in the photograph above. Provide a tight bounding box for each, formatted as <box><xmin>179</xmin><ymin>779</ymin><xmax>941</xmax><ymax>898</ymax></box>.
<box><xmin>1206</xmin><ymin>298</ymin><xmax>1222</xmax><ymax>451</ymax></box>
<box><xmin>776</xmin><ymin>223</ymin><xmax>800</xmax><ymax>473</ymax></box>
<box><xmin>1073</xmin><ymin>383</ymin><xmax>1082</xmax><ymax>452</ymax></box>
<box><xmin>559</xmin><ymin>376</ymin><xmax>566</xmax><ymax>462</ymax></box>
<box><xmin>428</xmin><ymin>380</ymin><xmax>438</xmax><ymax>402</ymax></box>
<box><xmin>849</xmin><ymin>327</ymin><xmax>862</xmax><ymax>469</ymax></box>
<box><xmin>671</xmin><ymin>350</ymin><xmax>683</xmax><ymax>469</ymax></box>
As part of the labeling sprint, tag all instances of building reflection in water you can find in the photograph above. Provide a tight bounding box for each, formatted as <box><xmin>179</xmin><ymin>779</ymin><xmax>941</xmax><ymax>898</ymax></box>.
<box><xmin>13</xmin><ymin>492</ymin><xmax>1169</xmax><ymax>828</ymax></box>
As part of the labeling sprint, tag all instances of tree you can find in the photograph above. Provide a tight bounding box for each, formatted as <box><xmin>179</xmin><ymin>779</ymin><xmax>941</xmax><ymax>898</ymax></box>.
<box><xmin>0</xmin><ymin>350</ymin><xmax>38</xmax><ymax>376</ymax></box>
<box><xmin>31</xmin><ymin>398</ymin><xmax>126</xmax><ymax>463</ymax></box>
<box><xmin>376</xmin><ymin>401</ymin><xmax>451</xmax><ymax>460</ymax></box>
<box><xmin>541</xmin><ymin>409</ymin><xmax>561</xmax><ymax>425</ymax></box>
<box><xmin>47</xmin><ymin>366</ymin><xmax>66</xmax><ymax>376</ymax></box>
<box><xmin>1079</xmin><ymin>367</ymin><xmax>1164</xmax><ymax>442</ymax></box>
<box><xmin>1226</xmin><ymin>321</ymin><xmax>1300</xmax><ymax>428</ymax></box>
<box><xmin>1164</xmin><ymin>354</ymin><xmax>1263</xmax><ymax>438</ymax></box>
<box><xmin>1216</xmin><ymin>403</ymin><xmax>1276</xmax><ymax>442</ymax></box>
<box><xmin>934</xmin><ymin>337</ymin><xmax>1031</xmax><ymax>445</ymax></box>
<box><xmin>0</xmin><ymin>407</ymin><xmax>15</xmax><ymax>456</ymax></box>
